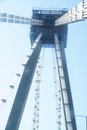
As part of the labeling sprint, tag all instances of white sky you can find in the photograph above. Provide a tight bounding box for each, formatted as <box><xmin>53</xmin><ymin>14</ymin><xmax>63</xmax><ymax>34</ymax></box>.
<box><xmin>0</xmin><ymin>0</ymin><xmax>87</xmax><ymax>130</ymax></box>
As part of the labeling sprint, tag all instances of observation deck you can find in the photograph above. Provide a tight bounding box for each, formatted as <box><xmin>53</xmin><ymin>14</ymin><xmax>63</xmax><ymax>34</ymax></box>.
<box><xmin>30</xmin><ymin>8</ymin><xmax>68</xmax><ymax>48</ymax></box>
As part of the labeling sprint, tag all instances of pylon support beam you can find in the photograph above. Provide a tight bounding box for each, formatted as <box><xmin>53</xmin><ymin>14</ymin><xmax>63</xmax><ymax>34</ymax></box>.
<box><xmin>54</xmin><ymin>33</ymin><xmax>77</xmax><ymax>130</ymax></box>
<box><xmin>5</xmin><ymin>33</ymin><xmax>42</xmax><ymax>130</ymax></box>
<box><xmin>0</xmin><ymin>12</ymin><xmax>44</xmax><ymax>25</ymax></box>
<box><xmin>55</xmin><ymin>0</ymin><xmax>87</xmax><ymax>26</ymax></box>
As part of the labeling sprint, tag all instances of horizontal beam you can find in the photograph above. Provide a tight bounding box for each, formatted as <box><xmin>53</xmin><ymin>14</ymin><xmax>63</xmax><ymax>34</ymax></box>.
<box><xmin>55</xmin><ymin>0</ymin><xmax>87</xmax><ymax>26</ymax></box>
<box><xmin>0</xmin><ymin>12</ymin><xmax>44</xmax><ymax>26</ymax></box>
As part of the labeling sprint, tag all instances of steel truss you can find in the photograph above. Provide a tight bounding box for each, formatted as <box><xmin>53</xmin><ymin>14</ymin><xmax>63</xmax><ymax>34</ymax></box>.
<box><xmin>0</xmin><ymin>13</ymin><xmax>44</xmax><ymax>25</ymax></box>
<box><xmin>55</xmin><ymin>0</ymin><xmax>87</xmax><ymax>26</ymax></box>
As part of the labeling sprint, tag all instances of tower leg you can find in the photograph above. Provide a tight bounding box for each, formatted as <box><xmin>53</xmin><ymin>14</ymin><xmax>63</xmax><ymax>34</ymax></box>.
<box><xmin>5</xmin><ymin>33</ymin><xmax>42</xmax><ymax>130</ymax></box>
<box><xmin>54</xmin><ymin>33</ymin><xmax>77</xmax><ymax>130</ymax></box>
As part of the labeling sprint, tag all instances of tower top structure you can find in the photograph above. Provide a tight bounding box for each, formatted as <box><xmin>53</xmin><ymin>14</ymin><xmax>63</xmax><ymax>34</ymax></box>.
<box><xmin>30</xmin><ymin>8</ymin><xmax>68</xmax><ymax>47</ymax></box>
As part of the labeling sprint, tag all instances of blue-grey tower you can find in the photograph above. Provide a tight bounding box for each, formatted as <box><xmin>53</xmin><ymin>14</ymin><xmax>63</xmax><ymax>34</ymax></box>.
<box><xmin>0</xmin><ymin>1</ymin><xmax>87</xmax><ymax>129</ymax></box>
<box><xmin>4</xmin><ymin>8</ymin><xmax>77</xmax><ymax>130</ymax></box>
<box><xmin>0</xmin><ymin>0</ymin><xmax>87</xmax><ymax>130</ymax></box>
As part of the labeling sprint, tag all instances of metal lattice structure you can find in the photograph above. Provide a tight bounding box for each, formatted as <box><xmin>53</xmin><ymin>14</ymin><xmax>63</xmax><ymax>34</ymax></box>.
<box><xmin>0</xmin><ymin>1</ymin><xmax>87</xmax><ymax>130</ymax></box>
<box><xmin>55</xmin><ymin>0</ymin><xmax>87</xmax><ymax>25</ymax></box>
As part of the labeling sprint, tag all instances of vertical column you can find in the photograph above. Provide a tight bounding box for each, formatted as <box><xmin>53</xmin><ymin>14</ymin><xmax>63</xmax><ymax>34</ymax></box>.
<box><xmin>32</xmin><ymin>57</ymin><xmax>43</xmax><ymax>130</ymax></box>
<box><xmin>5</xmin><ymin>33</ymin><xmax>43</xmax><ymax>130</ymax></box>
<box><xmin>54</xmin><ymin>33</ymin><xmax>77</xmax><ymax>130</ymax></box>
